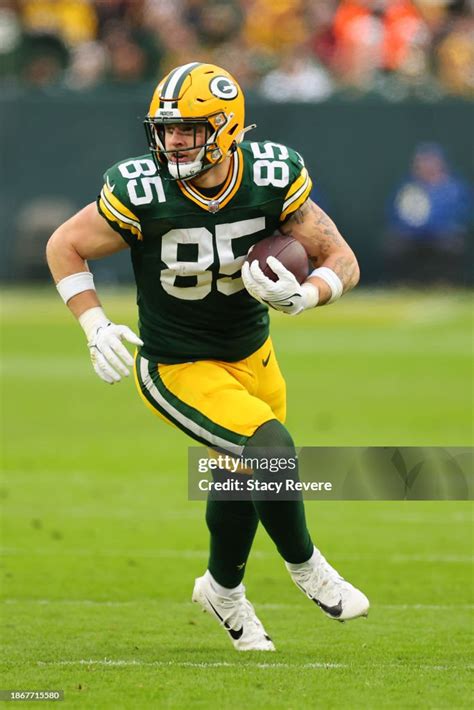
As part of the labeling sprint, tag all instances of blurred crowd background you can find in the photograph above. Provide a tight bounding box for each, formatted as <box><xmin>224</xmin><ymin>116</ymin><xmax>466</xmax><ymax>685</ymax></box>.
<box><xmin>1</xmin><ymin>0</ymin><xmax>473</xmax><ymax>286</ymax></box>
<box><xmin>0</xmin><ymin>0</ymin><xmax>473</xmax><ymax>100</ymax></box>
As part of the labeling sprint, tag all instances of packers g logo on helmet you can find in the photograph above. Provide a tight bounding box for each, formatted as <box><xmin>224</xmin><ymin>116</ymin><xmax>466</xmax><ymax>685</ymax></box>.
<box><xmin>144</xmin><ymin>62</ymin><xmax>249</xmax><ymax>181</ymax></box>
<box><xmin>209</xmin><ymin>76</ymin><xmax>239</xmax><ymax>100</ymax></box>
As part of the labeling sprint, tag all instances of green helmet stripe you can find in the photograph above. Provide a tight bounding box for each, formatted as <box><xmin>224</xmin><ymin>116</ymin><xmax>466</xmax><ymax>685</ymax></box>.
<box><xmin>160</xmin><ymin>62</ymin><xmax>202</xmax><ymax>108</ymax></box>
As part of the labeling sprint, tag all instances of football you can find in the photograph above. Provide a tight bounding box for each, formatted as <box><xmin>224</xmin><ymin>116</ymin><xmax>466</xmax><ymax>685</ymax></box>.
<box><xmin>245</xmin><ymin>233</ymin><xmax>310</xmax><ymax>284</ymax></box>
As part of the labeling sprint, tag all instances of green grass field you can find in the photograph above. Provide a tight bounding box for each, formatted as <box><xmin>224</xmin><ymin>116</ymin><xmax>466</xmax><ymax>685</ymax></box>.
<box><xmin>1</xmin><ymin>288</ymin><xmax>472</xmax><ymax>709</ymax></box>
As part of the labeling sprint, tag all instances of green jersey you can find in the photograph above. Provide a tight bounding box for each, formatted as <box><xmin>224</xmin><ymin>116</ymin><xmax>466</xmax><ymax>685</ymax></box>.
<box><xmin>97</xmin><ymin>141</ymin><xmax>312</xmax><ymax>363</ymax></box>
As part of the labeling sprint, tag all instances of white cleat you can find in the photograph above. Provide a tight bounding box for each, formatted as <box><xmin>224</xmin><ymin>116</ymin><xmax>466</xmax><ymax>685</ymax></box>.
<box><xmin>192</xmin><ymin>572</ymin><xmax>275</xmax><ymax>651</ymax></box>
<box><xmin>286</xmin><ymin>547</ymin><xmax>370</xmax><ymax>622</ymax></box>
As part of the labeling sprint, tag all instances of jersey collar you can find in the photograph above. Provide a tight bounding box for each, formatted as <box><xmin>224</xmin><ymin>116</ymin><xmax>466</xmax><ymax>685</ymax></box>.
<box><xmin>177</xmin><ymin>148</ymin><xmax>243</xmax><ymax>213</ymax></box>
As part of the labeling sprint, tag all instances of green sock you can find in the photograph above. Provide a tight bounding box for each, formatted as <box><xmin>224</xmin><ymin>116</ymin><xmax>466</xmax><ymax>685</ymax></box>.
<box><xmin>245</xmin><ymin>420</ymin><xmax>313</xmax><ymax>564</ymax></box>
<box><xmin>206</xmin><ymin>483</ymin><xmax>259</xmax><ymax>588</ymax></box>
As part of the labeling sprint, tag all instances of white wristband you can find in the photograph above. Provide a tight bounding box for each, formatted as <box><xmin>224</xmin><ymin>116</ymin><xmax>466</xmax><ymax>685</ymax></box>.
<box><xmin>309</xmin><ymin>267</ymin><xmax>343</xmax><ymax>304</ymax></box>
<box><xmin>301</xmin><ymin>282</ymin><xmax>319</xmax><ymax>309</ymax></box>
<box><xmin>56</xmin><ymin>272</ymin><xmax>95</xmax><ymax>304</ymax></box>
<box><xmin>78</xmin><ymin>307</ymin><xmax>110</xmax><ymax>341</ymax></box>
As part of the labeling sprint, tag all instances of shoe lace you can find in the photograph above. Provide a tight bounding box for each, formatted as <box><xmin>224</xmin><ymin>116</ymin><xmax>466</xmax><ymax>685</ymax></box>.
<box><xmin>218</xmin><ymin>594</ymin><xmax>262</xmax><ymax>632</ymax></box>
<box><xmin>296</xmin><ymin>554</ymin><xmax>343</xmax><ymax>602</ymax></box>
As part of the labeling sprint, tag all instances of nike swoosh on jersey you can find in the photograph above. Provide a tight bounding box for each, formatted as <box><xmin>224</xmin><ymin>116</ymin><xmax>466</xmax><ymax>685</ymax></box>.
<box><xmin>205</xmin><ymin>596</ymin><xmax>244</xmax><ymax>640</ymax></box>
<box><xmin>262</xmin><ymin>351</ymin><xmax>271</xmax><ymax>367</ymax></box>
<box><xmin>106</xmin><ymin>177</ymin><xmax>116</xmax><ymax>192</ymax></box>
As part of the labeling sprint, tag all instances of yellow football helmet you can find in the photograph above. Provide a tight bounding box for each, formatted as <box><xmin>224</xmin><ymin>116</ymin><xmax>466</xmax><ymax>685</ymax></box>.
<box><xmin>144</xmin><ymin>62</ymin><xmax>247</xmax><ymax>180</ymax></box>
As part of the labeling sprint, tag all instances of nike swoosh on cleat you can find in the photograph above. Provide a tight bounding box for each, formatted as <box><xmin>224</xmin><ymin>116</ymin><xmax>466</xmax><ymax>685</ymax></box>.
<box><xmin>294</xmin><ymin>581</ymin><xmax>343</xmax><ymax>618</ymax></box>
<box><xmin>262</xmin><ymin>351</ymin><xmax>271</xmax><ymax>367</ymax></box>
<box><xmin>228</xmin><ymin>626</ymin><xmax>244</xmax><ymax>640</ymax></box>
<box><xmin>205</xmin><ymin>596</ymin><xmax>244</xmax><ymax>640</ymax></box>
<box><xmin>313</xmin><ymin>598</ymin><xmax>343</xmax><ymax>618</ymax></box>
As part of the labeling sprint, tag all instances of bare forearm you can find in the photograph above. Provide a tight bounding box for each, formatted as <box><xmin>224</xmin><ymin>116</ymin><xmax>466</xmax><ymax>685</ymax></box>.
<box><xmin>46</xmin><ymin>202</ymin><xmax>129</xmax><ymax>319</ymax></box>
<box><xmin>46</xmin><ymin>230</ymin><xmax>87</xmax><ymax>280</ymax></box>
<box><xmin>46</xmin><ymin>231</ymin><xmax>101</xmax><ymax>318</ymax></box>
<box><xmin>314</xmin><ymin>250</ymin><xmax>360</xmax><ymax>293</ymax></box>
<box><xmin>281</xmin><ymin>199</ymin><xmax>360</xmax><ymax>303</ymax></box>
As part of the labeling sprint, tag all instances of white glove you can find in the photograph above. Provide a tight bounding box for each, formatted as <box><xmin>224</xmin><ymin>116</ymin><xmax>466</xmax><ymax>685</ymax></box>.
<box><xmin>79</xmin><ymin>307</ymin><xmax>143</xmax><ymax>384</ymax></box>
<box><xmin>241</xmin><ymin>256</ymin><xmax>319</xmax><ymax>315</ymax></box>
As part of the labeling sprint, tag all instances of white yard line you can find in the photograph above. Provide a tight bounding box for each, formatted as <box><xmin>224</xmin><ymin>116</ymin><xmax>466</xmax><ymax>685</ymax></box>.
<box><xmin>383</xmin><ymin>554</ymin><xmax>474</xmax><ymax>563</ymax></box>
<box><xmin>37</xmin><ymin>659</ymin><xmax>345</xmax><ymax>669</ymax></box>
<box><xmin>34</xmin><ymin>659</ymin><xmax>473</xmax><ymax>672</ymax></box>
<box><xmin>3</xmin><ymin>599</ymin><xmax>473</xmax><ymax>611</ymax></box>
<box><xmin>373</xmin><ymin>513</ymin><xmax>473</xmax><ymax>525</ymax></box>
<box><xmin>1</xmin><ymin>548</ymin><xmax>472</xmax><ymax>563</ymax></box>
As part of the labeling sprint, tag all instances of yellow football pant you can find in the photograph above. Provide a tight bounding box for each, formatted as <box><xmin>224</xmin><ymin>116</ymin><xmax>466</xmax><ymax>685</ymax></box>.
<box><xmin>134</xmin><ymin>337</ymin><xmax>286</xmax><ymax>454</ymax></box>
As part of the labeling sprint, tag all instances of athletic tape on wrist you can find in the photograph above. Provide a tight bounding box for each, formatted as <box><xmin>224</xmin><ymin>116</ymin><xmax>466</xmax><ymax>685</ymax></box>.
<box><xmin>301</xmin><ymin>282</ymin><xmax>319</xmax><ymax>309</ymax></box>
<box><xmin>56</xmin><ymin>272</ymin><xmax>95</xmax><ymax>304</ymax></box>
<box><xmin>309</xmin><ymin>267</ymin><xmax>343</xmax><ymax>304</ymax></box>
<box><xmin>78</xmin><ymin>307</ymin><xmax>110</xmax><ymax>341</ymax></box>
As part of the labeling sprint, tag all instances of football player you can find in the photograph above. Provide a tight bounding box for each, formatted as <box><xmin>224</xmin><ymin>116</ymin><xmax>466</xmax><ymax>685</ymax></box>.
<box><xmin>46</xmin><ymin>62</ymin><xmax>369</xmax><ymax>651</ymax></box>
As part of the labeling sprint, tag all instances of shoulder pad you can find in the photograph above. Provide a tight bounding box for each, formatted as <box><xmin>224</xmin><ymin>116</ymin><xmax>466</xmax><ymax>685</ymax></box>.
<box><xmin>98</xmin><ymin>155</ymin><xmax>163</xmax><ymax>243</ymax></box>
<box><xmin>241</xmin><ymin>141</ymin><xmax>312</xmax><ymax>220</ymax></box>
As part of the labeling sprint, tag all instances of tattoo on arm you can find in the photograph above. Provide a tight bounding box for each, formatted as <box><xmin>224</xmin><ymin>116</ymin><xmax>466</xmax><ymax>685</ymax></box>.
<box><xmin>283</xmin><ymin>200</ymin><xmax>344</xmax><ymax>254</ymax></box>
<box><xmin>285</xmin><ymin>200</ymin><xmax>312</xmax><ymax>225</ymax></box>
<box><xmin>282</xmin><ymin>199</ymin><xmax>359</xmax><ymax>293</ymax></box>
<box><xmin>331</xmin><ymin>255</ymin><xmax>358</xmax><ymax>292</ymax></box>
